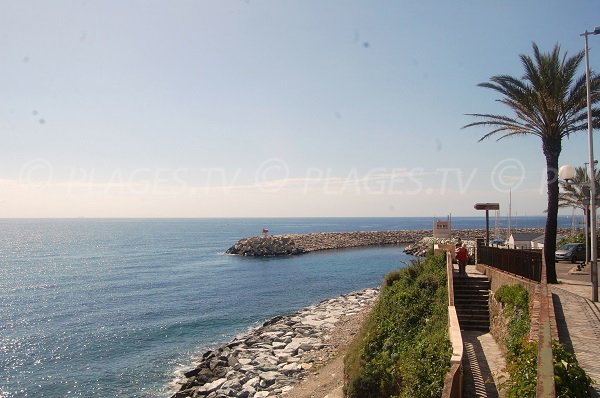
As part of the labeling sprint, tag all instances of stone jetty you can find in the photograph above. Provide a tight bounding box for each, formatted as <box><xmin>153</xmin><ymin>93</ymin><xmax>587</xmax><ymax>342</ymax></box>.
<box><xmin>226</xmin><ymin>230</ymin><xmax>431</xmax><ymax>256</ymax></box>
<box><xmin>226</xmin><ymin>227</ymin><xmax>572</xmax><ymax>257</ymax></box>
<box><xmin>171</xmin><ymin>288</ymin><xmax>379</xmax><ymax>398</ymax></box>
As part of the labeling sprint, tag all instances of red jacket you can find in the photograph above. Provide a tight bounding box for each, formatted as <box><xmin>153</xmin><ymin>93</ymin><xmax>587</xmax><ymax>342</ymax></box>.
<box><xmin>456</xmin><ymin>247</ymin><xmax>468</xmax><ymax>262</ymax></box>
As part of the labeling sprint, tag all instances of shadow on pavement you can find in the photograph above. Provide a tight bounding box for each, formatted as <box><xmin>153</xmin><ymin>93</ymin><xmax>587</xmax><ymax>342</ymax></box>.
<box><xmin>462</xmin><ymin>331</ymin><xmax>499</xmax><ymax>398</ymax></box>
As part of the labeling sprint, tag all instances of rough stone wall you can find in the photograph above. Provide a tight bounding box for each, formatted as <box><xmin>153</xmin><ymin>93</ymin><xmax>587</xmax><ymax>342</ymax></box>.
<box><xmin>489</xmin><ymin>292</ymin><xmax>510</xmax><ymax>358</ymax></box>
<box><xmin>476</xmin><ymin>264</ymin><xmax>558</xmax><ymax>341</ymax></box>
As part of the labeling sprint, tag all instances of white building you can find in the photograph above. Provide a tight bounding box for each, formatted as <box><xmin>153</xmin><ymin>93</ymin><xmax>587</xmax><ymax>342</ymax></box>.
<box><xmin>433</xmin><ymin>219</ymin><xmax>452</xmax><ymax>239</ymax></box>
<box><xmin>508</xmin><ymin>232</ymin><xmax>544</xmax><ymax>249</ymax></box>
<box><xmin>531</xmin><ymin>234</ymin><xmax>545</xmax><ymax>249</ymax></box>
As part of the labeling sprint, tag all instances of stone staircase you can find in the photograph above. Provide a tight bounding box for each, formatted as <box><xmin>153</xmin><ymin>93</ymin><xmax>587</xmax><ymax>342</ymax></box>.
<box><xmin>454</xmin><ymin>275</ymin><xmax>490</xmax><ymax>331</ymax></box>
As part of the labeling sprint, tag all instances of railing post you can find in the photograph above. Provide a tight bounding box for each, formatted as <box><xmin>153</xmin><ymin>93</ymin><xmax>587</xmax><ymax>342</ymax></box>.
<box><xmin>475</xmin><ymin>238</ymin><xmax>485</xmax><ymax>264</ymax></box>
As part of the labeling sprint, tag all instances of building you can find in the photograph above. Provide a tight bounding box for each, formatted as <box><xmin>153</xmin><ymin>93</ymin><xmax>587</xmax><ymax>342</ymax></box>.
<box><xmin>531</xmin><ymin>234</ymin><xmax>545</xmax><ymax>249</ymax></box>
<box><xmin>433</xmin><ymin>219</ymin><xmax>452</xmax><ymax>239</ymax></box>
<box><xmin>508</xmin><ymin>232</ymin><xmax>544</xmax><ymax>249</ymax></box>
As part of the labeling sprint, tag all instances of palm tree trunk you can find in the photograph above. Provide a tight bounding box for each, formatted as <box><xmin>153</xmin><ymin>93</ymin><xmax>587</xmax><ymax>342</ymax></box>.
<box><xmin>544</xmin><ymin>140</ymin><xmax>561</xmax><ymax>283</ymax></box>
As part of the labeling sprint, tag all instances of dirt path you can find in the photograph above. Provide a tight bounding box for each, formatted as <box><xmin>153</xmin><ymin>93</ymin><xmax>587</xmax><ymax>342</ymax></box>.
<box><xmin>285</xmin><ymin>301</ymin><xmax>373</xmax><ymax>398</ymax></box>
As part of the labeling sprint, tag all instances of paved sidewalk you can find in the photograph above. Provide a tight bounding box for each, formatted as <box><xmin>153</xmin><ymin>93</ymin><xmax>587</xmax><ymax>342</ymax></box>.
<box><xmin>462</xmin><ymin>331</ymin><xmax>507</xmax><ymax>398</ymax></box>
<box><xmin>553</xmin><ymin>261</ymin><xmax>600</xmax><ymax>396</ymax></box>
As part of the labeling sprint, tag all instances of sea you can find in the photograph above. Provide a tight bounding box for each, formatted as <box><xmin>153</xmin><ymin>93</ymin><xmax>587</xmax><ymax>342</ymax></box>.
<box><xmin>0</xmin><ymin>216</ymin><xmax>573</xmax><ymax>398</ymax></box>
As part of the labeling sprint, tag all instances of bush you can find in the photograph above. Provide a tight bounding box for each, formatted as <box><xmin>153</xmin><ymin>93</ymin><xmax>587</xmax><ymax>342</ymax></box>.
<box><xmin>558</xmin><ymin>233</ymin><xmax>586</xmax><ymax>246</ymax></box>
<box><xmin>344</xmin><ymin>254</ymin><xmax>451</xmax><ymax>398</ymax></box>
<box><xmin>504</xmin><ymin>339</ymin><xmax>538</xmax><ymax>397</ymax></box>
<box><xmin>495</xmin><ymin>284</ymin><xmax>530</xmax><ymax>355</ymax></box>
<box><xmin>558</xmin><ymin>232</ymin><xmax>600</xmax><ymax>255</ymax></box>
<box><xmin>497</xmin><ymin>284</ymin><xmax>592</xmax><ymax>397</ymax></box>
<box><xmin>553</xmin><ymin>341</ymin><xmax>593</xmax><ymax>397</ymax></box>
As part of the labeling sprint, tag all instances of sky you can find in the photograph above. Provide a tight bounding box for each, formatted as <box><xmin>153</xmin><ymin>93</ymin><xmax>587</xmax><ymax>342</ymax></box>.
<box><xmin>1</xmin><ymin>0</ymin><xmax>600</xmax><ymax>218</ymax></box>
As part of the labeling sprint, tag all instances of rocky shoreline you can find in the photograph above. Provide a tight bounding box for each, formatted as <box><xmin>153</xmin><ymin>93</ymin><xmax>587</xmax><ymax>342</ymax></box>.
<box><xmin>171</xmin><ymin>288</ymin><xmax>379</xmax><ymax>398</ymax></box>
<box><xmin>226</xmin><ymin>228</ymin><xmax>570</xmax><ymax>257</ymax></box>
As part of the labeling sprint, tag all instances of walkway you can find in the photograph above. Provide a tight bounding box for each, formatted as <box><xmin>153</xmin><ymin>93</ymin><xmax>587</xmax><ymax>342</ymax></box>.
<box><xmin>460</xmin><ymin>265</ymin><xmax>507</xmax><ymax>398</ymax></box>
<box><xmin>462</xmin><ymin>331</ymin><xmax>507</xmax><ymax>398</ymax></box>
<box><xmin>553</xmin><ymin>261</ymin><xmax>600</xmax><ymax>397</ymax></box>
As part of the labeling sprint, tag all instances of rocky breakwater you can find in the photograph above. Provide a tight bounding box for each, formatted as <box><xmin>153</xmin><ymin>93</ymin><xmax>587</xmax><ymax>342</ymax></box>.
<box><xmin>171</xmin><ymin>288</ymin><xmax>379</xmax><ymax>398</ymax></box>
<box><xmin>227</xmin><ymin>230</ymin><xmax>431</xmax><ymax>256</ymax></box>
<box><xmin>226</xmin><ymin>236</ymin><xmax>306</xmax><ymax>256</ymax></box>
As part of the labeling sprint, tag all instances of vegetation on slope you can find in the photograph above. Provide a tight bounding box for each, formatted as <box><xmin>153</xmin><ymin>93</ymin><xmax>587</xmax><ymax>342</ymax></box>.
<box><xmin>495</xmin><ymin>284</ymin><xmax>592</xmax><ymax>397</ymax></box>
<box><xmin>344</xmin><ymin>254</ymin><xmax>451</xmax><ymax>398</ymax></box>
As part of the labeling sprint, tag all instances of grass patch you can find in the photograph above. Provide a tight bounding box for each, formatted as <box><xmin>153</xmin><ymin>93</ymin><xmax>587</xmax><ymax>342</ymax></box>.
<box><xmin>344</xmin><ymin>253</ymin><xmax>451</xmax><ymax>398</ymax></box>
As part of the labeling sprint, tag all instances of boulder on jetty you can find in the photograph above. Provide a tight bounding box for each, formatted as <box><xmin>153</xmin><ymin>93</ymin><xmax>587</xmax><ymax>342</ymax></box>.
<box><xmin>171</xmin><ymin>288</ymin><xmax>379</xmax><ymax>398</ymax></box>
<box><xmin>226</xmin><ymin>236</ymin><xmax>306</xmax><ymax>256</ymax></box>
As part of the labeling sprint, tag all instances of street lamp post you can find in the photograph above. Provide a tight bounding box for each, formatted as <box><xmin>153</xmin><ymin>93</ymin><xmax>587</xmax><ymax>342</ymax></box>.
<box><xmin>581</xmin><ymin>26</ymin><xmax>600</xmax><ymax>302</ymax></box>
<box><xmin>560</xmin><ymin>165</ymin><xmax>597</xmax><ymax>301</ymax></box>
<box><xmin>474</xmin><ymin>203</ymin><xmax>500</xmax><ymax>246</ymax></box>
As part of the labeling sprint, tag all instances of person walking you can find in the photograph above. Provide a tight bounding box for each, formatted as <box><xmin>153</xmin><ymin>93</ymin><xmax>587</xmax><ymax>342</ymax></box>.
<box><xmin>456</xmin><ymin>243</ymin><xmax>468</xmax><ymax>277</ymax></box>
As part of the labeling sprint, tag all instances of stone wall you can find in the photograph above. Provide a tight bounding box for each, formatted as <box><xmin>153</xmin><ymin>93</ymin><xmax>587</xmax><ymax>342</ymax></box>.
<box><xmin>475</xmin><ymin>264</ymin><xmax>558</xmax><ymax>342</ymax></box>
<box><xmin>488</xmin><ymin>292</ymin><xmax>510</xmax><ymax>358</ymax></box>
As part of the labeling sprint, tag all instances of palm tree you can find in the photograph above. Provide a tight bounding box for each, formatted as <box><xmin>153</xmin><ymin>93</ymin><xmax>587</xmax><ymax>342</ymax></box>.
<box><xmin>558</xmin><ymin>166</ymin><xmax>600</xmax><ymax>211</ymax></box>
<box><xmin>463</xmin><ymin>43</ymin><xmax>600</xmax><ymax>283</ymax></box>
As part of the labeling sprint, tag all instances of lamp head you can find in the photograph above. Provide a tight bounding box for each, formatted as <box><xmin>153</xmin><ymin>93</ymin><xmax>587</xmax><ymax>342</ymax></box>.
<box><xmin>594</xmin><ymin>26</ymin><xmax>600</xmax><ymax>35</ymax></box>
<box><xmin>559</xmin><ymin>164</ymin><xmax>576</xmax><ymax>181</ymax></box>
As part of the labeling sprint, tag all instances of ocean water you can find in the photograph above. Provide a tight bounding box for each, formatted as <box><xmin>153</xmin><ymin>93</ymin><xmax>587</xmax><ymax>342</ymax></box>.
<box><xmin>0</xmin><ymin>217</ymin><xmax>571</xmax><ymax>398</ymax></box>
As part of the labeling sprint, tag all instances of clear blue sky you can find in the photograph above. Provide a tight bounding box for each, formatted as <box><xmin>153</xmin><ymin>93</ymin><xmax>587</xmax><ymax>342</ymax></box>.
<box><xmin>1</xmin><ymin>1</ymin><xmax>599</xmax><ymax>217</ymax></box>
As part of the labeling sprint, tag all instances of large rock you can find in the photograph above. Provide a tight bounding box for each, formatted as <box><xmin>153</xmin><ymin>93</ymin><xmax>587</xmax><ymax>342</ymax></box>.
<box><xmin>225</xmin><ymin>236</ymin><xmax>306</xmax><ymax>256</ymax></box>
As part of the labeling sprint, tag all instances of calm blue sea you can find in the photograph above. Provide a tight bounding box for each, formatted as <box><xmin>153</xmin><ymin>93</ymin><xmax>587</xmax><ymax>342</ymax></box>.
<box><xmin>0</xmin><ymin>216</ymin><xmax>571</xmax><ymax>398</ymax></box>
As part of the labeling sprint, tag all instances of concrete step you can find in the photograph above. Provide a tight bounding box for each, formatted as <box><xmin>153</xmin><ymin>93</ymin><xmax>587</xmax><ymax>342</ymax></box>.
<box><xmin>456</xmin><ymin>310</ymin><xmax>489</xmax><ymax>316</ymax></box>
<box><xmin>455</xmin><ymin>291</ymin><xmax>489</xmax><ymax>296</ymax></box>
<box><xmin>456</xmin><ymin>296</ymin><xmax>489</xmax><ymax>302</ymax></box>
<box><xmin>454</xmin><ymin>287</ymin><xmax>490</xmax><ymax>293</ymax></box>
<box><xmin>459</xmin><ymin>321</ymin><xmax>490</xmax><ymax>331</ymax></box>
<box><xmin>453</xmin><ymin>275</ymin><xmax>491</xmax><ymax>332</ymax></box>
<box><xmin>455</xmin><ymin>300</ymin><xmax>489</xmax><ymax>307</ymax></box>
<box><xmin>458</xmin><ymin>313</ymin><xmax>490</xmax><ymax>321</ymax></box>
<box><xmin>454</xmin><ymin>279</ymin><xmax>490</xmax><ymax>285</ymax></box>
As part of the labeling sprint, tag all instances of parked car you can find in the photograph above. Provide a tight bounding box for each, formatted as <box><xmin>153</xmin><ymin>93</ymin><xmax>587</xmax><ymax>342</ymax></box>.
<box><xmin>555</xmin><ymin>243</ymin><xmax>585</xmax><ymax>263</ymax></box>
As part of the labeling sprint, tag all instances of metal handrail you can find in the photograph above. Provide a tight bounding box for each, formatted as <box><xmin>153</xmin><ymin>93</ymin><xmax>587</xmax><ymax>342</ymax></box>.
<box><xmin>478</xmin><ymin>246</ymin><xmax>542</xmax><ymax>282</ymax></box>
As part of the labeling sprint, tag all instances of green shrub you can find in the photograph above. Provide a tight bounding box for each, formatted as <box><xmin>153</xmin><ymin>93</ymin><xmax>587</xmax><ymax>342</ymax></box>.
<box><xmin>504</xmin><ymin>339</ymin><xmax>538</xmax><ymax>397</ymax></box>
<box><xmin>497</xmin><ymin>284</ymin><xmax>592</xmax><ymax>397</ymax></box>
<box><xmin>495</xmin><ymin>284</ymin><xmax>529</xmax><ymax>314</ymax></box>
<box><xmin>344</xmin><ymin>254</ymin><xmax>451</xmax><ymax>398</ymax></box>
<box><xmin>558</xmin><ymin>232</ymin><xmax>600</xmax><ymax>255</ymax></box>
<box><xmin>495</xmin><ymin>284</ymin><xmax>530</xmax><ymax>355</ymax></box>
<box><xmin>553</xmin><ymin>341</ymin><xmax>593</xmax><ymax>397</ymax></box>
<box><xmin>558</xmin><ymin>233</ymin><xmax>586</xmax><ymax>246</ymax></box>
